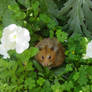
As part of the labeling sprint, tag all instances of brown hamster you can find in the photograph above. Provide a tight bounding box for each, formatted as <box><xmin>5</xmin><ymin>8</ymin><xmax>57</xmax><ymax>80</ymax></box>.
<box><xmin>35</xmin><ymin>38</ymin><xmax>65</xmax><ymax>68</ymax></box>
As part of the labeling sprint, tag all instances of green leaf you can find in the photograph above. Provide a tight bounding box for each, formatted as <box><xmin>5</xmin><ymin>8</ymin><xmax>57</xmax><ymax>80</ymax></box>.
<box><xmin>39</xmin><ymin>13</ymin><xmax>57</xmax><ymax>29</ymax></box>
<box><xmin>8</xmin><ymin>4</ymin><xmax>26</xmax><ymax>20</ymax></box>
<box><xmin>73</xmin><ymin>72</ymin><xmax>79</xmax><ymax>81</ymax></box>
<box><xmin>78</xmin><ymin>65</ymin><xmax>88</xmax><ymax>86</ymax></box>
<box><xmin>0</xmin><ymin>0</ymin><xmax>18</xmax><ymax>27</ymax></box>
<box><xmin>47</xmin><ymin>18</ymin><xmax>58</xmax><ymax>29</ymax></box>
<box><xmin>49</xmin><ymin>30</ymin><xmax>54</xmax><ymax>38</ymax></box>
<box><xmin>30</xmin><ymin>47</ymin><xmax>39</xmax><ymax>57</ymax></box>
<box><xmin>32</xmin><ymin>1</ymin><xmax>40</xmax><ymax>16</ymax></box>
<box><xmin>32</xmin><ymin>60</ymin><xmax>43</xmax><ymax>72</ymax></box>
<box><xmin>65</xmin><ymin>64</ymin><xmax>73</xmax><ymax>73</ymax></box>
<box><xmin>51</xmin><ymin>81</ymin><xmax>62</xmax><ymax>92</ymax></box>
<box><xmin>56</xmin><ymin>29</ymin><xmax>68</xmax><ymax>43</ymax></box>
<box><xmin>43</xmin><ymin>0</ymin><xmax>58</xmax><ymax>17</ymax></box>
<box><xmin>0</xmin><ymin>0</ymin><xmax>16</xmax><ymax>16</ymax></box>
<box><xmin>0</xmin><ymin>24</ymin><xmax>3</xmax><ymax>38</ymax></box>
<box><xmin>37</xmin><ymin>77</ymin><xmax>45</xmax><ymax>86</ymax></box>
<box><xmin>2</xmin><ymin>10</ymin><xmax>17</xmax><ymax>27</ymax></box>
<box><xmin>39</xmin><ymin>14</ymin><xmax>51</xmax><ymax>24</ymax></box>
<box><xmin>17</xmin><ymin>0</ymin><xmax>30</xmax><ymax>8</ymax></box>
<box><xmin>64</xmin><ymin>81</ymin><xmax>74</xmax><ymax>91</ymax></box>
<box><xmin>25</xmin><ymin>78</ymin><xmax>36</xmax><ymax>90</ymax></box>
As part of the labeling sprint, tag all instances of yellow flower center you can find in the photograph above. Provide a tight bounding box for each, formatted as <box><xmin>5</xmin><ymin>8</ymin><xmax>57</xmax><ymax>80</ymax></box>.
<box><xmin>13</xmin><ymin>35</ymin><xmax>16</xmax><ymax>39</ymax></box>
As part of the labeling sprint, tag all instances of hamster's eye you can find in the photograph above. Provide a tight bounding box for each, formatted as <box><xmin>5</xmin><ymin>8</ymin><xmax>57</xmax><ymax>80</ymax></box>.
<box><xmin>48</xmin><ymin>56</ymin><xmax>51</xmax><ymax>59</ymax></box>
<box><xmin>41</xmin><ymin>56</ymin><xmax>44</xmax><ymax>59</ymax></box>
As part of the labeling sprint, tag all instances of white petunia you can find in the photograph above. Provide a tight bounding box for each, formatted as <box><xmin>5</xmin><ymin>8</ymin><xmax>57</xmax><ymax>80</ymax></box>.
<box><xmin>0</xmin><ymin>44</ymin><xmax>10</xmax><ymax>59</ymax></box>
<box><xmin>83</xmin><ymin>40</ymin><xmax>92</xmax><ymax>59</ymax></box>
<box><xmin>0</xmin><ymin>24</ymin><xmax>30</xmax><ymax>58</ymax></box>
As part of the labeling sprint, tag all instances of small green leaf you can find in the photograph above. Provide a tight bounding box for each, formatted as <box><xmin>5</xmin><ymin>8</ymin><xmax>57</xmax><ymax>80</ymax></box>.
<box><xmin>25</xmin><ymin>78</ymin><xmax>36</xmax><ymax>90</ymax></box>
<box><xmin>32</xmin><ymin>1</ymin><xmax>40</xmax><ymax>16</ymax></box>
<box><xmin>37</xmin><ymin>77</ymin><xmax>45</xmax><ymax>86</ymax></box>
<box><xmin>49</xmin><ymin>30</ymin><xmax>54</xmax><ymax>38</ymax></box>
<box><xmin>56</xmin><ymin>29</ymin><xmax>68</xmax><ymax>42</ymax></box>
<box><xmin>65</xmin><ymin>64</ymin><xmax>73</xmax><ymax>73</ymax></box>
<box><xmin>39</xmin><ymin>14</ymin><xmax>51</xmax><ymax>24</ymax></box>
<box><xmin>32</xmin><ymin>60</ymin><xmax>43</xmax><ymax>72</ymax></box>
<box><xmin>78</xmin><ymin>65</ymin><xmax>88</xmax><ymax>86</ymax></box>
<box><xmin>73</xmin><ymin>72</ymin><xmax>79</xmax><ymax>81</ymax></box>
<box><xmin>30</xmin><ymin>47</ymin><xmax>39</xmax><ymax>57</ymax></box>
<box><xmin>17</xmin><ymin>0</ymin><xmax>30</xmax><ymax>8</ymax></box>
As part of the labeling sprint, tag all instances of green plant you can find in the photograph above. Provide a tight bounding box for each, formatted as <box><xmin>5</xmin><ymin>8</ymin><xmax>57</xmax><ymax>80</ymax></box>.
<box><xmin>0</xmin><ymin>0</ymin><xmax>92</xmax><ymax>92</ymax></box>
<box><xmin>58</xmin><ymin>0</ymin><xmax>92</xmax><ymax>38</ymax></box>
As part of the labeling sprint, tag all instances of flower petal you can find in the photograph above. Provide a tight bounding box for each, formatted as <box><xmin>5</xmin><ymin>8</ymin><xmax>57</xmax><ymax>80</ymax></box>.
<box><xmin>0</xmin><ymin>44</ymin><xmax>10</xmax><ymax>58</ymax></box>
<box><xmin>16</xmin><ymin>42</ymin><xmax>29</xmax><ymax>54</ymax></box>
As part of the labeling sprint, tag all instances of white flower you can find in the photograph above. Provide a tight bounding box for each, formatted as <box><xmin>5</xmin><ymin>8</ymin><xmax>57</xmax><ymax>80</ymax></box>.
<box><xmin>0</xmin><ymin>24</ymin><xmax>30</xmax><ymax>58</ymax></box>
<box><xmin>0</xmin><ymin>44</ymin><xmax>10</xmax><ymax>59</ymax></box>
<box><xmin>83</xmin><ymin>40</ymin><xmax>92</xmax><ymax>59</ymax></box>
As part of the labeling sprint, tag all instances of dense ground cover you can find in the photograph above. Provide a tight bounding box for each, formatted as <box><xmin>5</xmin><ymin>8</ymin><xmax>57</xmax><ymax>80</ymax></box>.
<box><xmin>0</xmin><ymin>0</ymin><xmax>92</xmax><ymax>92</ymax></box>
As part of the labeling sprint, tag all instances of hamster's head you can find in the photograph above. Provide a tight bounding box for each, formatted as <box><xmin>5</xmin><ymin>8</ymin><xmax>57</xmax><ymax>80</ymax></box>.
<box><xmin>35</xmin><ymin>46</ymin><xmax>56</xmax><ymax>67</ymax></box>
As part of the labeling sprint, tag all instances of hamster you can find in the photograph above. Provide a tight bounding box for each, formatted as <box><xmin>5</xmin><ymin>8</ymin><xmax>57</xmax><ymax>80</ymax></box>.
<box><xmin>35</xmin><ymin>38</ymin><xmax>65</xmax><ymax>68</ymax></box>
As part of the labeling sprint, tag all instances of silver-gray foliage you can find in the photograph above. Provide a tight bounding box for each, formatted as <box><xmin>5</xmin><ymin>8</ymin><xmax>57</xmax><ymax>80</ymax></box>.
<box><xmin>58</xmin><ymin>0</ymin><xmax>92</xmax><ymax>38</ymax></box>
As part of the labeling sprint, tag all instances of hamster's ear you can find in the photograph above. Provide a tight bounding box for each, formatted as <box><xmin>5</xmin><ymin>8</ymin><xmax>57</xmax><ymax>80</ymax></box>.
<box><xmin>38</xmin><ymin>46</ymin><xmax>42</xmax><ymax>50</ymax></box>
<box><xmin>36</xmin><ymin>45</ymin><xmax>42</xmax><ymax>50</ymax></box>
<box><xmin>50</xmin><ymin>46</ymin><xmax>58</xmax><ymax>52</ymax></box>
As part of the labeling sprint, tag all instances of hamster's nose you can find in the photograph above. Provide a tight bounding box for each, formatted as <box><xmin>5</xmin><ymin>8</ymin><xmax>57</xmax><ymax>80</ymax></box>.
<box><xmin>43</xmin><ymin>62</ymin><xmax>48</xmax><ymax>66</ymax></box>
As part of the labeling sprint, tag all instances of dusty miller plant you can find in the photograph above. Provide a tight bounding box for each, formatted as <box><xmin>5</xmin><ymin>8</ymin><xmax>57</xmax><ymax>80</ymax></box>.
<box><xmin>58</xmin><ymin>0</ymin><xmax>92</xmax><ymax>38</ymax></box>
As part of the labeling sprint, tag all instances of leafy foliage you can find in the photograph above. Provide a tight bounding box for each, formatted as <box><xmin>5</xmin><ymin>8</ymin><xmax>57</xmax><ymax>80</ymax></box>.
<box><xmin>0</xmin><ymin>0</ymin><xmax>92</xmax><ymax>92</ymax></box>
<box><xmin>58</xmin><ymin>0</ymin><xmax>92</xmax><ymax>38</ymax></box>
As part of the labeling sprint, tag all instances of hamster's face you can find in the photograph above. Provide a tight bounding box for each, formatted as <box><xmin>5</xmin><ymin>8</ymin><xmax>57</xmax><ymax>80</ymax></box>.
<box><xmin>35</xmin><ymin>47</ymin><xmax>56</xmax><ymax>67</ymax></box>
